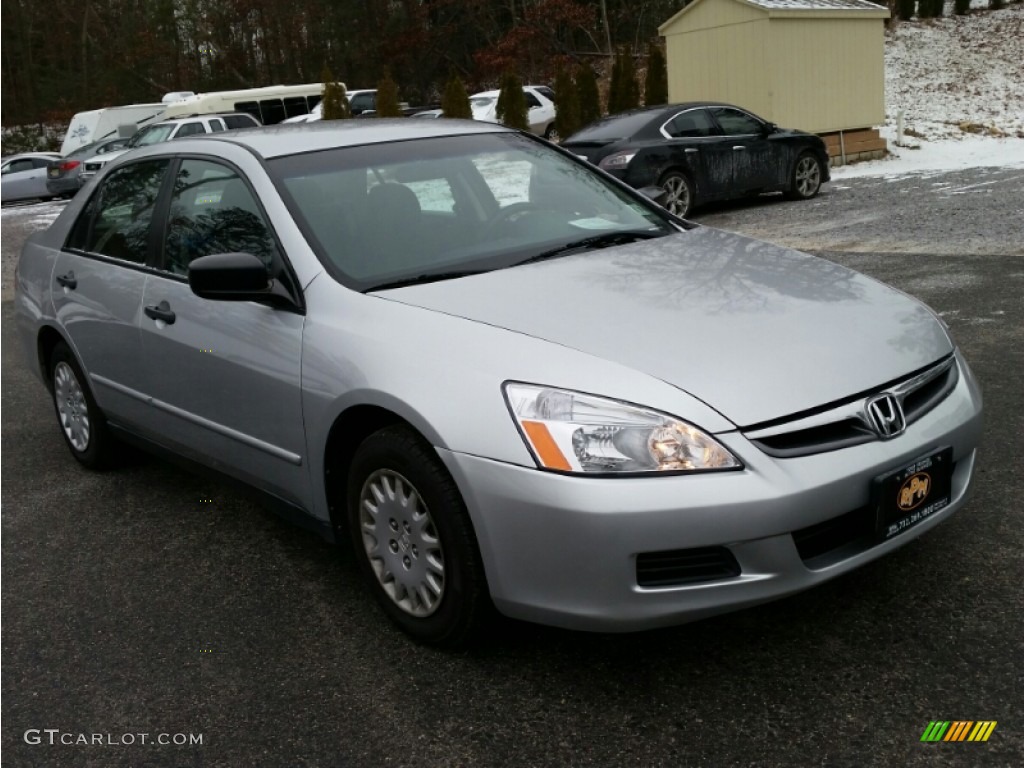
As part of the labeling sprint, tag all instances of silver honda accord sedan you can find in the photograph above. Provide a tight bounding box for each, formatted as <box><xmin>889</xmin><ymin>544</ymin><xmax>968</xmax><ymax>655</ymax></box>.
<box><xmin>15</xmin><ymin>120</ymin><xmax>983</xmax><ymax>646</ymax></box>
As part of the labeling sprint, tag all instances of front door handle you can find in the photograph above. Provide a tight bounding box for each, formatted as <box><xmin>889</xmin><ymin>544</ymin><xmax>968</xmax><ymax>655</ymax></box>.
<box><xmin>732</xmin><ymin>145</ymin><xmax>747</xmax><ymax>151</ymax></box>
<box><xmin>144</xmin><ymin>300</ymin><xmax>176</xmax><ymax>325</ymax></box>
<box><xmin>56</xmin><ymin>271</ymin><xmax>77</xmax><ymax>289</ymax></box>
<box><xmin>684</xmin><ymin>148</ymin><xmax>699</xmax><ymax>154</ymax></box>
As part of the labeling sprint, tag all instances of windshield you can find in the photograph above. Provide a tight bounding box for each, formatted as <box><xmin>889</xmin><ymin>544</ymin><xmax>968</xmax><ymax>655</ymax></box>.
<box><xmin>128</xmin><ymin>124</ymin><xmax>175</xmax><ymax>147</ymax></box>
<box><xmin>566</xmin><ymin>111</ymin><xmax>659</xmax><ymax>142</ymax></box>
<box><xmin>270</xmin><ymin>133</ymin><xmax>675</xmax><ymax>291</ymax></box>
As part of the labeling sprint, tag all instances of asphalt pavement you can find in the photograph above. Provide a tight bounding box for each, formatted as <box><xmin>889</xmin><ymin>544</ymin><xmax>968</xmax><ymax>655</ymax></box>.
<box><xmin>2</xmin><ymin>168</ymin><xmax>1022</xmax><ymax>767</ymax></box>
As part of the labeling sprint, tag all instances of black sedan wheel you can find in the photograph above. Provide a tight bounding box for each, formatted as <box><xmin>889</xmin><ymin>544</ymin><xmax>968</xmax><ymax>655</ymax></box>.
<box><xmin>786</xmin><ymin>152</ymin><xmax>824</xmax><ymax>200</ymax></box>
<box><xmin>49</xmin><ymin>342</ymin><xmax>116</xmax><ymax>469</ymax></box>
<box><xmin>658</xmin><ymin>170</ymin><xmax>694</xmax><ymax>218</ymax></box>
<box><xmin>347</xmin><ymin>425</ymin><xmax>489</xmax><ymax>647</ymax></box>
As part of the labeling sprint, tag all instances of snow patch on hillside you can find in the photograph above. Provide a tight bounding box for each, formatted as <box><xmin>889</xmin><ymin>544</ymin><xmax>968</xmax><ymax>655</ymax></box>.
<box><xmin>885</xmin><ymin>6</ymin><xmax>1024</xmax><ymax>141</ymax></box>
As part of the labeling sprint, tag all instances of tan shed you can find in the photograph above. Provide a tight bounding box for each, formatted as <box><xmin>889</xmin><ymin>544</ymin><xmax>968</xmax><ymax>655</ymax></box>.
<box><xmin>659</xmin><ymin>0</ymin><xmax>891</xmax><ymax>162</ymax></box>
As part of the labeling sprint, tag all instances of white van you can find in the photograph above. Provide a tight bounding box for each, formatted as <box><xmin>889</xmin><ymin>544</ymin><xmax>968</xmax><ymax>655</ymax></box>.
<box><xmin>60</xmin><ymin>103</ymin><xmax>167</xmax><ymax>155</ymax></box>
<box><xmin>160</xmin><ymin>83</ymin><xmax>329</xmax><ymax>126</ymax></box>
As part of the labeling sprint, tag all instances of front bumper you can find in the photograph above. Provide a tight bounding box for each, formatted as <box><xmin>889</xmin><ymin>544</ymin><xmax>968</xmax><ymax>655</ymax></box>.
<box><xmin>438</xmin><ymin>353</ymin><xmax>983</xmax><ymax>631</ymax></box>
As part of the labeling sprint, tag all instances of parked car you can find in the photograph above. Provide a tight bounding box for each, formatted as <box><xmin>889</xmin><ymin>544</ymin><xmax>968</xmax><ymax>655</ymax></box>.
<box><xmin>79</xmin><ymin>113</ymin><xmax>261</xmax><ymax>183</ymax></box>
<box><xmin>411</xmin><ymin>109</ymin><xmax>444</xmax><ymax>119</ymax></box>
<box><xmin>46</xmin><ymin>137</ymin><xmax>132</xmax><ymax>198</ymax></box>
<box><xmin>470</xmin><ymin>85</ymin><xmax>557</xmax><ymax>138</ymax></box>
<box><xmin>561</xmin><ymin>102</ymin><xmax>831</xmax><ymax>218</ymax></box>
<box><xmin>15</xmin><ymin>121</ymin><xmax>982</xmax><ymax>647</ymax></box>
<box><xmin>1</xmin><ymin>152</ymin><xmax>62</xmax><ymax>204</ymax></box>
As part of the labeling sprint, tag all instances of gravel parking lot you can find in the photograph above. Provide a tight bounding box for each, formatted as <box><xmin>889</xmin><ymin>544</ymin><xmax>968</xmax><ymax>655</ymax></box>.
<box><xmin>3</xmin><ymin>167</ymin><xmax>1022</xmax><ymax>767</ymax></box>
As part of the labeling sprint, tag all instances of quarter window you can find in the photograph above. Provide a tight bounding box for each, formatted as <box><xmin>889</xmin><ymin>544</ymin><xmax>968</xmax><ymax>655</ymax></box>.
<box><xmin>162</xmin><ymin>159</ymin><xmax>278</xmax><ymax>276</ymax></box>
<box><xmin>66</xmin><ymin>159</ymin><xmax>170</xmax><ymax>263</ymax></box>
<box><xmin>710</xmin><ymin>107</ymin><xmax>764</xmax><ymax>136</ymax></box>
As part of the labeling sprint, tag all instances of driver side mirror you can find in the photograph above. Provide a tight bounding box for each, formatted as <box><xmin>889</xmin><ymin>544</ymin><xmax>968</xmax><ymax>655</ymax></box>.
<box><xmin>189</xmin><ymin>252</ymin><xmax>285</xmax><ymax>303</ymax></box>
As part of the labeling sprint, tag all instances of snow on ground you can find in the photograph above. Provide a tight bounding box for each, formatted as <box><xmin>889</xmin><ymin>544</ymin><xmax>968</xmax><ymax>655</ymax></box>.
<box><xmin>884</xmin><ymin>6</ymin><xmax>1024</xmax><ymax>141</ymax></box>
<box><xmin>833</xmin><ymin>130</ymin><xmax>1024</xmax><ymax>178</ymax></box>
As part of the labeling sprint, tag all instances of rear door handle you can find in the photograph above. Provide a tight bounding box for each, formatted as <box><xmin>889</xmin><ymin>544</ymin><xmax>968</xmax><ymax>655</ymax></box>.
<box><xmin>144</xmin><ymin>300</ymin><xmax>176</xmax><ymax>325</ymax></box>
<box><xmin>56</xmin><ymin>271</ymin><xmax>77</xmax><ymax>289</ymax></box>
<box><xmin>684</xmin><ymin>148</ymin><xmax>699</xmax><ymax>154</ymax></box>
<box><xmin>733</xmin><ymin>146</ymin><xmax>747</xmax><ymax>151</ymax></box>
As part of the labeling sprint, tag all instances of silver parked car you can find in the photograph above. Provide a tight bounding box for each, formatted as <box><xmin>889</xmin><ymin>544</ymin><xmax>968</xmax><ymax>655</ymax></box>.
<box><xmin>15</xmin><ymin>120</ymin><xmax>983</xmax><ymax>646</ymax></box>
<box><xmin>2</xmin><ymin>152</ymin><xmax>62</xmax><ymax>203</ymax></box>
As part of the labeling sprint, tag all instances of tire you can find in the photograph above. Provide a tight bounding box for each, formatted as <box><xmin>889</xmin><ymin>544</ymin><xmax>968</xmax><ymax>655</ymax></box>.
<box><xmin>49</xmin><ymin>341</ymin><xmax>117</xmax><ymax>469</ymax></box>
<box><xmin>786</xmin><ymin>151</ymin><xmax>824</xmax><ymax>200</ymax></box>
<box><xmin>347</xmin><ymin>425</ymin><xmax>489</xmax><ymax>647</ymax></box>
<box><xmin>544</xmin><ymin>124</ymin><xmax>559</xmax><ymax>142</ymax></box>
<box><xmin>658</xmin><ymin>170</ymin><xmax>695</xmax><ymax>218</ymax></box>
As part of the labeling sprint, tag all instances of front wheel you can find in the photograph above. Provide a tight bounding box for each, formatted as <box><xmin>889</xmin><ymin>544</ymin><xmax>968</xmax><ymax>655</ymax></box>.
<box><xmin>658</xmin><ymin>170</ymin><xmax>695</xmax><ymax>218</ymax></box>
<box><xmin>543</xmin><ymin>124</ymin><xmax>559</xmax><ymax>142</ymax></box>
<box><xmin>49</xmin><ymin>341</ymin><xmax>117</xmax><ymax>468</ymax></box>
<box><xmin>347</xmin><ymin>425</ymin><xmax>489</xmax><ymax>646</ymax></box>
<box><xmin>786</xmin><ymin>152</ymin><xmax>824</xmax><ymax>200</ymax></box>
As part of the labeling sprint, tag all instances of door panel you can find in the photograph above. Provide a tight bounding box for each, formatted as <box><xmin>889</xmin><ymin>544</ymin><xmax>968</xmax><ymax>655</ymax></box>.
<box><xmin>137</xmin><ymin>157</ymin><xmax>309</xmax><ymax>506</ymax></box>
<box><xmin>709</xmin><ymin>107</ymin><xmax>780</xmax><ymax>192</ymax></box>
<box><xmin>51</xmin><ymin>158</ymin><xmax>171</xmax><ymax>422</ymax></box>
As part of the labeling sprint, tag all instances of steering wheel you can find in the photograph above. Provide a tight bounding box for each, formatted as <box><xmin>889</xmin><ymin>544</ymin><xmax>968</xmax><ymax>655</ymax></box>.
<box><xmin>486</xmin><ymin>202</ymin><xmax>545</xmax><ymax>228</ymax></box>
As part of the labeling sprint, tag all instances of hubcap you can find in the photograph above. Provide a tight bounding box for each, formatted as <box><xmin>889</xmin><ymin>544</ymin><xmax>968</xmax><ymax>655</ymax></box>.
<box><xmin>54</xmin><ymin>361</ymin><xmax>90</xmax><ymax>452</ymax></box>
<box><xmin>358</xmin><ymin>469</ymin><xmax>445</xmax><ymax>617</ymax></box>
<box><xmin>661</xmin><ymin>176</ymin><xmax>690</xmax><ymax>216</ymax></box>
<box><xmin>796</xmin><ymin>157</ymin><xmax>821</xmax><ymax>197</ymax></box>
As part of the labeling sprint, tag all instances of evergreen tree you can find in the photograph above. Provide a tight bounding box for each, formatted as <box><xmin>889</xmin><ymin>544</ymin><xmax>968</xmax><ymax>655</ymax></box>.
<box><xmin>496</xmin><ymin>72</ymin><xmax>529</xmax><ymax>131</ymax></box>
<box><xmin>374</xmin><ymin>70</ymin><xmax>402</xmax><ymax>117</ymax></box>
<box><xmin>896</xmin><ymin>0</ymin><xmax>916</xmax><ymax>19</ymax></box>
<box><xmin>954</xmin><ymin>0</ymin><xmax>970</xmax><ymax>14</ymax></box>
<box><xmin>644</xmin><ymin>43</ymin><xmax>668</xmax><ymax>106</ymax></box>
<box><xmin>607</xmin><ymin>49</ymin><xmax>624</xmax><ymax>114</ymax></box>
<box><xmin>553</xmin><ymin>65</ymin><xmax>581</xmax><ymax>140</ymax></box>
<box><xmin>576</xmin><ymin>64</ymin><xmax>602</xmax><ymax>125</ymax></box>
<box><xmin>320</xmin><ymin>65</ymin><xmax>350</xmax><ymax>120</ymax></box>
<box><xmin>620</xmin><ymin>47</ymin><xmax>641</xmax><ymax>111</ymax></box>
<box><xmin>440</xmin><ymin>73</ymin><xmax>472</xmax><ymax>119</ymax></box>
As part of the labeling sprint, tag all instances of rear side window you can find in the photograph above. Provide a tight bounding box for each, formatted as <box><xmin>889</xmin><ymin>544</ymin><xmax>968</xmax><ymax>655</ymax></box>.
<box><xmin>162</xmin><ymin>159</ymin><xmax>279</xmax><ymax>276</ymax></box>
<box><xmin>223</xmin><ymin>114</ymin><xmax>257</xmax><ymax>130</ymax></box>
<box><xmin>259</xmin><ymin>99</ymin><xmax>286</xmax><ymax>124</ymax></box>
<box><xmin>208</xmin><ymin>119</ymin><xmax>225</xmax><ymax>132</ymax></box>
<box><xmin>66</xmin><ymin>159</ymin><xmax>170</xmax><ymax>263</ymax></box>
<box><xmin>663</xmin><ymin>109</ymin><xmax>716</xmax><ymax>138</ymax></box>
<box><xmin>524</xmin><ymin>92</ymin><xmax>542</xmax><ymax>109</ymax></box>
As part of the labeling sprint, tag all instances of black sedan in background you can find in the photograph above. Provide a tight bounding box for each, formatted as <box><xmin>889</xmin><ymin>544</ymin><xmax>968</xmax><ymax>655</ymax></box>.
<box><xmin>45</xmin><ymin>136</ymin><xmax>132</xmax><ymax>198</ymax></box>
<box><xmin>561</xmin><ymin>102</ymin><xmax>831</xmax><ymax>218</ymax></box>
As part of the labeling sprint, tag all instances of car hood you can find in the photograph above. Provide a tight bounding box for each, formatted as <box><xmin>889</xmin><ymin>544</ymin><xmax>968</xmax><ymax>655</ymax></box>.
<box><xmin>379</xmin><ymin>228</ymin><xmax>952</xmax><ymax>427</ymax></box>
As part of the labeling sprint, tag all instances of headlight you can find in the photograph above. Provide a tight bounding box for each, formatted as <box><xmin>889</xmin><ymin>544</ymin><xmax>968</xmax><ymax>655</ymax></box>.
<box><xmin>503</xmin><ymin>383</ymin><xmax>741</xmax><ymax>475</ymax></box>
<box><xmin>598</xmin><ymin>151</ymin><xmax>637</xmax><ymax>171</ymax></box>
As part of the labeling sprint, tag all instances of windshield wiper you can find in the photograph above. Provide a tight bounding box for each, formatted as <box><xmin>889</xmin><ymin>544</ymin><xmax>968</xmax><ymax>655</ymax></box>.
<box><xmin>516</xmin><ymin>230</ymin><xmax>665</xmax><ymax>266</ymax></box>
<box><xmin>366</xmin><ymin>270</ymin><xmax>484</xmax><ymax>292</ymax></box>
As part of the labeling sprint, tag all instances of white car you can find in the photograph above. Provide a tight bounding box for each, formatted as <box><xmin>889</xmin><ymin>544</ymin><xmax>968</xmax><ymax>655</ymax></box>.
<box><xmin>470</xmin><ymin>85</ymin><xmax>557</xmax><ymax>138</ymax></box>
<box><xmin>282</xmin><ymin>90</ymin><xmax>380</xmax><ymax>123</ymax></box>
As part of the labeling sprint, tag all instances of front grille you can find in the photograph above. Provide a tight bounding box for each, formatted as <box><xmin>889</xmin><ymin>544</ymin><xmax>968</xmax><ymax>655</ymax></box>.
<box><xmin>636</xmin><ymin>546</ymin><xmax>740</xmax><ymax>587</ymax></box>
<box><xmin>751</xmin><ymin>418</ymin><xmax>875</xmax><ymax>458</ymax></box>
<box><xmin>745</xmin><ymin>355</ymin><xmax>958</xmax><ymax>459</ymax></box>
<box><xmin>792</xmin><ymin>504</ymin><xmax>875</xmax><ymax>568</ymax></box>
<box><xmin>903</xmin><ymin>362</ymin><xmax>958</xmax><ymax>424</ymax></box>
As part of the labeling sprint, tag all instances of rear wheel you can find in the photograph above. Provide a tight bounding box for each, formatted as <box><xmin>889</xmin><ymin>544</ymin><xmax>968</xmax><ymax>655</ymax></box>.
<box><xmin>49</xmin><ymin>342</ymin><xmax>117</xmax><ymax>469</ymax></box>
<box><xmin>786</xmin><ymin>152</ymin><xmax>824</xmax><ymax>200</ymax></box>
<box><xmin>658</xmin><ymin>170</ymin><xmax>695</xmax><ymax>218</ymax></box>
<box><xmin>347</xmin><ymin>425</ymin><xmax>489</xmax><ymax>646</ymax></box>
<box><xmin>544</xmin><ymin>124</ymin><xmax>559</xmax><ymax>142</ymax></box>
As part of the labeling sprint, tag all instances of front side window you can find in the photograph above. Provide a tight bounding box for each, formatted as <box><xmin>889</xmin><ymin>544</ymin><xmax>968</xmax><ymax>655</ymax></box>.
<box><xmin>162</xmin><ymin>159</ymin><xmax>278</xmax><ymax>276</ymax></box>
<box><xmin>66</xmin><ymin>159</ymin><xmax>170</xmax><ymax>263</ymax></box>
<box><xmin>3</xmin><ymin>159</ymin><xmax>34</xmax><ymax>174</ymax></box>
<box><xmin>271</xmin><ymin>133</ymin><xmax>674</xmax><ymax>290</ymax></box>
<box><xmin>524</xmin><ymin>92</ymin><xmax>542</xmax><ymax>109</ymax></box>
<box><xmin>710</xmin><ymin>107</ymin><xmax>764</xmax><ymax>136</ymax></box>
<box><xmin>174</xmin><ymin>122</ymin><xmax>206</xmax><ymax>138</ymax></box>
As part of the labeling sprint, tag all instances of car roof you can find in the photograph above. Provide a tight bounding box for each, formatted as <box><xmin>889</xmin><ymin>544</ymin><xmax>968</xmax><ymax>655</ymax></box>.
<box><xmin>470</xmin><ymin>86</ymin><xmax>547</xmax><ymax>99</ymax></box>
<box><xmin>191</xmin><ymin>119</ymin><xmax>512</xmax><ymax>159</ymax></box>
<box><xmin>3</xmin><ymin>152</ymin><xmax>61</xmax><ymax>161</ymax></box>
